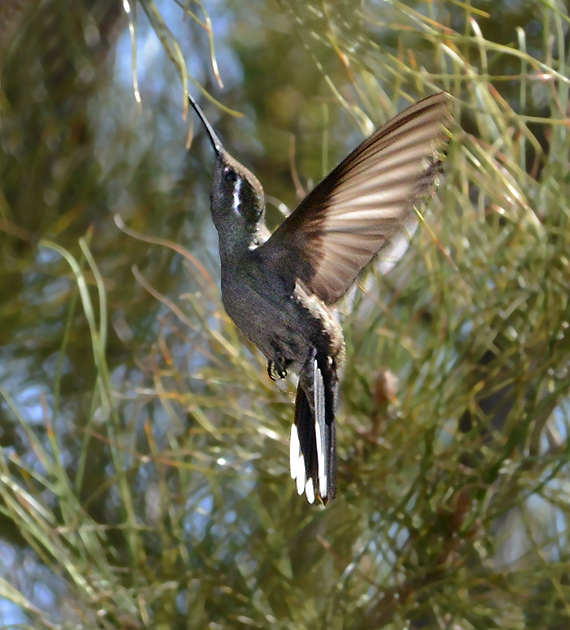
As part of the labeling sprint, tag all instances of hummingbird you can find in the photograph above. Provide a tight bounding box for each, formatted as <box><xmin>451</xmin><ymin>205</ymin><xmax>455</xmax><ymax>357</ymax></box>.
<box><xmin>187</xmin><ymin>90</ymin><xmax>453</xmax><ymax>504</ymax></box>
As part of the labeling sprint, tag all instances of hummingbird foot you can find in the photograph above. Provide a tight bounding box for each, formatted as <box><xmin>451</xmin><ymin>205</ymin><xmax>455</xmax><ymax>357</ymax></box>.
<box><xmin>267</xmin><ymin>357</ymin><xmax>288</xmax><ymax>381</ymax></box>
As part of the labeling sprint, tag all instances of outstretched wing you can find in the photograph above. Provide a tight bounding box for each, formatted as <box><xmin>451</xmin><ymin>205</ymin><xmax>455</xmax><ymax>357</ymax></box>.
<box><xmin>259</xmin><ymin>91</ymin><xmax>453</xmax><ymax>304</ymax></box>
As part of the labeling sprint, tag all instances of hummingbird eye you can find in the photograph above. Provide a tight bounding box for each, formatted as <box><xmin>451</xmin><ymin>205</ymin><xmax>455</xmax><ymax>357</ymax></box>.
<box><xmin>223</xmin><ymin>166</ymin><xmax>238</xmax><ymax>183</ymax></box>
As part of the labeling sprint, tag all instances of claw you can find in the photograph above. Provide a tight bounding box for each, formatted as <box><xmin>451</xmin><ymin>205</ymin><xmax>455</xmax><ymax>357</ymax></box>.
<box><xmin>267</xmin><ymin>358</ymin><xmax>287</xmax><ymax>381</ymax></box>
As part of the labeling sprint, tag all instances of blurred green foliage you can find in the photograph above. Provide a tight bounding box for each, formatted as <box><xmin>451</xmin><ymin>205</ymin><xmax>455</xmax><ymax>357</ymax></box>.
<box><xmin>1</xmin><ymin>0</ymin><xmax>570</xmax><ymax>628</ymax></box>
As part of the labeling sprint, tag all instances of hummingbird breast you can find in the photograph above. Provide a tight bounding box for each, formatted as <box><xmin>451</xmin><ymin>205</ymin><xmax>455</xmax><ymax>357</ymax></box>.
<box><xmin>219</xmin><ymin>250</ymin><xmax>345</xmax><ymax>375</ymax></box>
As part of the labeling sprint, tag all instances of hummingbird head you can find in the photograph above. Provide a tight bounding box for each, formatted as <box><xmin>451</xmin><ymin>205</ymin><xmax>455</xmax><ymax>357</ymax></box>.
<box><xmin>187</xmin><ymin>94</ymin><xmax>266</xmax><ymax>256</ymax></box>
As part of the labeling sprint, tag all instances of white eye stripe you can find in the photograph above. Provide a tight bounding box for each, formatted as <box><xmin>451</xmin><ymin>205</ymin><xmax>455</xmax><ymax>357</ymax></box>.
<box><xmin>232</xmin><ymin>176</ymin><xmax>242</xmax><ymax>215</ymax></box>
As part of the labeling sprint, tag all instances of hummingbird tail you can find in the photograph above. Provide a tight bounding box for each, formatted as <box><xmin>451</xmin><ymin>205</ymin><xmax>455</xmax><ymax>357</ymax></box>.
<box><xmin>290</xmin><ymin>356</ymin><xmax>337</xmax><ymax>504</ymax></box>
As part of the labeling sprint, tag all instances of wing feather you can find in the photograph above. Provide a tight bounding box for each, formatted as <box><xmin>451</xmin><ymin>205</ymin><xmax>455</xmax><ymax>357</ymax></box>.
<box><xmin>259</xmin><ymin>91</ymin><xmax>453</xmax><ymax>304</ymax></box>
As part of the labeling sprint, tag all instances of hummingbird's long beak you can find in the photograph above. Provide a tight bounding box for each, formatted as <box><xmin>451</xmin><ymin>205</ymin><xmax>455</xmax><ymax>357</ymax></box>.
<box><xmin>187</xmin><ymin>93</ymin><xmax>224</xmax><ymax>155</ymax></box>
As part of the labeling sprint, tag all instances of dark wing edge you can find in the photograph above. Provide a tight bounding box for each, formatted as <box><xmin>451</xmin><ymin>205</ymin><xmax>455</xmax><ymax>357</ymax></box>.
<box><xmin>260</xmin><ymin>91</ymin><xmax>453</xmax><ymax>304</ymax></box>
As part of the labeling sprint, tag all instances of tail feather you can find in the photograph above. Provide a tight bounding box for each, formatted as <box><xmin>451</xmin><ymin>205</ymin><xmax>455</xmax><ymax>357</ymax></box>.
<box><xmin>290</xmin><ymin>355</ymin><xmax>337</xmax><ymax>504</ymax></box>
